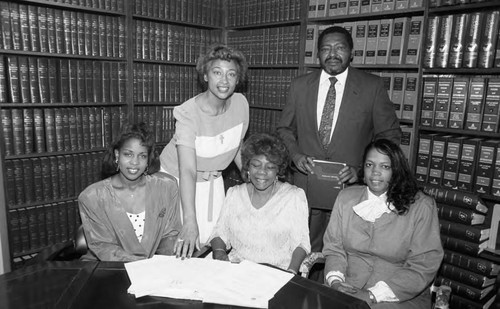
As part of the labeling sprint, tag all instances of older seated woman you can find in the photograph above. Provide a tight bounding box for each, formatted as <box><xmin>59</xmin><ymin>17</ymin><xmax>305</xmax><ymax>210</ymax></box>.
<box><xmin>78</xmin><ymin>123</ymin><xmax>181</xmax><ymax>262</ymax></box>
<box><xmin>209</xmin><ymin>133</ymin><xmax>310</xmax><ymax>274</ymax></box>
<box><xmin>323</xmin><ymin>139</ymin><xmax>443</xmax><ymax>308</ymax></box>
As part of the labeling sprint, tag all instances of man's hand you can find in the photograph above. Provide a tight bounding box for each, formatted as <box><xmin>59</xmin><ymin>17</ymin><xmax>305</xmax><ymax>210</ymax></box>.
<box><xmin>293</xmin><ymin>154</ymin><xmax>315</xmax><ymax>175</ymax></box>
<box><xmin>339</xmin><ymin>165</ymin><xmax>358</xmax><ymax>184</ymax></box>
<box><xmin>174</xmin><ymin>220</ymin><xmax>200</xmax><ymax>259</ymax></box>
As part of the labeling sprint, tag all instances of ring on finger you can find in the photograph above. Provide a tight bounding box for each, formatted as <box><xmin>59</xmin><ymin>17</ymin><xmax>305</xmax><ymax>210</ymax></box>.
<box><xmin>177</xmin><ymin>238</ymin><xmax>184</xmax><ymax>242</ymax></box>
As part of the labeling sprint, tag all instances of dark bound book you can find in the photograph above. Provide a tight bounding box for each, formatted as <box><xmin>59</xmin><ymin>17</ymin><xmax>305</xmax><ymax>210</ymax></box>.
<box><xmin>443</xmin><ymin>250</ymin><xmax>499</xmax><ymax>277</ymax></box>
<box><xmin>440</xmin><ymin>263</ymin><xmax>496</xmax><ymax>288</ymax></box>
<box><xmin>440</xmin><ymin>219</ymin><xmax>490</xmax><ymax>243</ymax></box>
<box><xmin>422</xmin><ymin>184</ymin><xmax>488</xmax><ymax>213</ymax></box>
<box><xmin>305</xmin><ymin>160</ymin><xmax>346</xmax><ymax>210</ymax></box>
<box><xmin>441</xmin><ymin>234</ymin><xmax>488</xmax><ymax>257</ymax></box>
<box><xmin>435</xmin><ymin>276</ymin><xmax>495</xmax><ymax>301</ymax></box>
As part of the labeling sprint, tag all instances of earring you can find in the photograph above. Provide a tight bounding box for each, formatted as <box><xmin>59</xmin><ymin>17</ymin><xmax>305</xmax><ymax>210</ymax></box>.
<box><xmin>144</xmin><ymin>166</ymin><xmax>149</xmax><ymax>175</ymax></box>
<box><xmin>115</xmin><ymin>158</ymin><xmax>119</xmax><ymax>171</ymax></box>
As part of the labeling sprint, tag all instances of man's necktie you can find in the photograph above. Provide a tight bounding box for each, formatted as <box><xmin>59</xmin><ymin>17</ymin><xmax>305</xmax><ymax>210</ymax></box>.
<box><xmin>318</xmin><ymin>77</ymin><xmax>337</xmax><ymax>149</ymax></box>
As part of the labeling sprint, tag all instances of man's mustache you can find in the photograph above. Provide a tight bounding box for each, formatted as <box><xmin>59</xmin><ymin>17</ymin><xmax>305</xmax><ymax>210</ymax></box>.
<box><xmin>325</xmin><ymin>56</ymin><xmax>343</xmax><ymax>62</ymax></box>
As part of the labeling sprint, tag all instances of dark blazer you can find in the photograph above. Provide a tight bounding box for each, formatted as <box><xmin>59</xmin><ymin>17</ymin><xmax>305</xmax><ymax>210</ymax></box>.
<box><xmin>277</xmin><ymin>67</ymin><xmax>401</xmax><ymax>210</ymax></box>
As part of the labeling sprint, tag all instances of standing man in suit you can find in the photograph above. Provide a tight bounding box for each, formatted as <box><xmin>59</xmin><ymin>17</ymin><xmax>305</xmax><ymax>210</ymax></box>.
<box><xmin>277</xmin><ymin>26</ymin><xmax>401</xmax><ymax>253</ymax></box>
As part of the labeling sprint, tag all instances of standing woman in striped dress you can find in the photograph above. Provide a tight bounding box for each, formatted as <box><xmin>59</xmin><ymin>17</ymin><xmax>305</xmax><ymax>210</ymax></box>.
<box><xmin>159</xmin><ymin>44</ymin><xmax>249</xmax><ymax>258</ymax></box>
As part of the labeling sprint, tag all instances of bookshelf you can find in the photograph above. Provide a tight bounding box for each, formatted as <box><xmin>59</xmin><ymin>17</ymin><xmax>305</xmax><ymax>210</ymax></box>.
<box><xmin>0</xmin><ymin>0</ymin><xmax>225</xmax><ymax>271</ymax></box>
<box><xmin>417</xmin><ymin>1</ymin><xmax>500</xmax><ymax>307</ymax></box>
<box><xmin>226</xmin><ymin>0</ymin><xmax>305</xmax><ymax>137</ymax></box>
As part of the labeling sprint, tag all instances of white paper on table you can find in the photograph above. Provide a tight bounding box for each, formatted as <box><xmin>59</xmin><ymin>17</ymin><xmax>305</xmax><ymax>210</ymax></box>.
<box><xmin>124</xmin><ymin>255</ymin><xmax>293</xmax><ymax>308</ymax></box>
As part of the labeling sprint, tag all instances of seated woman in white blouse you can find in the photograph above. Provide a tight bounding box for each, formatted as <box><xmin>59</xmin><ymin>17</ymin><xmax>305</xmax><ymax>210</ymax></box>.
<box><xmin>209</xmin><ymin>133</ymin><xmax>310</xmax><ymax>274</ymax></box>
<box><xmin>78</xmin><ymin>123</ymin><xmax>181</xmax><ymax>262</ymax></box>
<box><xmin>323</xmin><ymin>139</ymin><xmax>443</xmax><ymax>308</ymax></box>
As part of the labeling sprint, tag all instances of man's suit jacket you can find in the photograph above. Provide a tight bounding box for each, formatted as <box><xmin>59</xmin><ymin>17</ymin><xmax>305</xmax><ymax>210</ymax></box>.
<box><xmin>277</xmin><ymin>67</ymin><xmax>401</xmax><ymax>210</ymax></box>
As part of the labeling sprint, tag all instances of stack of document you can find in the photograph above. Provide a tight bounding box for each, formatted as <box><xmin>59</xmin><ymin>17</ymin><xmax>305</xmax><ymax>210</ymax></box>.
<box><xmin>125</xmin><ymin>255</ymin><xmax>293</xmax><ymax>308</ymax></box>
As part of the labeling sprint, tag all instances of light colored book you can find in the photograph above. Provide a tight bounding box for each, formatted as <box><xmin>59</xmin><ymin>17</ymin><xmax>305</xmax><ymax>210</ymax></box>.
<box><xmin>376</xmin><ymin>19</ymin><xmax>393</xmax><ymax>64</ymax></box>
<box><xmin>389</xmin><ymin>17</ymin><xmax>409</xmax><ymax>65</ymax></box>
<box><xmin>352</xmin><ymin>20</ymin><xmax>368</xmax><ymax>64</ymax></box>
<box><xmin>365</xmin><ymin>19</ymin><xmax>380</xmax><ymax>65</ymax></box>
<box><xmin>405</xmin><ymin>15</ymin><xmax>423</xmax><ymax>65</ymax></box>
<box><xmin>304</xmin><ymin>24</ymin><xmax>318</xmax><ymax>64</ymax></box>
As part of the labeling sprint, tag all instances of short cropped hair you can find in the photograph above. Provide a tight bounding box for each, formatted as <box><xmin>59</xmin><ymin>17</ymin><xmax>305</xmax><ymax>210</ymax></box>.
<box><xmin>317</xmin><ymin>26</ymin><xmax>354</xmax><ymax>52</ymax></box>
<box><xmin>240</xmin><ymin>133</ymin><xmax>289</xmax><ymax>183</ymax></box>
<box><xmin>196</xmin><ymin>44</ymin><xmax>248</xmax><ymax>92</ymax></box>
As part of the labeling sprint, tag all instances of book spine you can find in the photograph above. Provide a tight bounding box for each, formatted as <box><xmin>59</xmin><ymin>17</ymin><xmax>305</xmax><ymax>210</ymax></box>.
<box><xmin>423</xmin><ymin>15</ymin><xmax>439</xmax><ymax>68</ymax></box>
<box><xmin>433</xmin><ymin>77</ymin><xmax>453</xmax><ymax>128</ymax></box>
<box><xmin>428</xmin><ymin>135</ymin><xmax>447</xmax><ymax>186</ymax></box>
<box><xmin>458</xmin><ymin>138</ymin><xmax>482</xmax><ymax>192</ymax></box>
<box><xmin>437</xmin><ymin>203</ymin><xmax>484</xmax><ymax>225</ymax></box>
<box><xmin>440</xmin><ymin>263</ymin><xmax>494</xmax><ymax>288</ymax></box>
<box><xmin>465</xmin><ymin>77</ymin><xmax>486</xmax><ymax>131</ymax></box>
<box><xmin>435</xmin><ymin>14</ymin><xmax>453</xmax><ymax>69</ymax></box>
<box><xmin>11</xmin><ymin>108</ymin><xmax>25</xmax><ymax>155</ymax></box>
<box><xmin>444</xmin><ymin>250</ymin><xmax>499</xmax><ymax>277</ymax></box>
<box><xmin>415</xmin><ymin>133</ymin><xmax>433</xmax><ymax>183</ymax></box>
<box><xmin>463</xmin><ymin>12</ymin><xmax>483</xmax><ymax>68</ymax></box>
<box><xmin>481</xmin><ymin>78</ymin><xmax>500</xmax><ymax>133</ymax></box>
<box><xmin>448</xmin><ymin>13</ymin><xmax>468</xmax><ymax>69</ymax></box>
<box><xmin>18</xmin><ymin>56</ymin><xmax>30</xmax><ymax>103</ymax></box>
<box><xmin>405</xmin><ymin>16</ymin><xmax>423</xmax><ymax>64</ymax></box>
<box><xmin>1</xmin><ymin>109</ymin><xmax>14</xmax><ymax>156</ymax></box>
<box><xmin>441</xmin><ymin>235</ymin><xmax>485</xmax><ymax>257</ymax></box>
<box><xmin>449</xmin><ymin>77</ymin><xmax>469</xmax><ymax>130</ymax></box>
<box><xmin>474</xmin><ymin>140</ymin><xmax>499</xmax><ymax>195</ymax></box>
<box><xmin>434</xmin><ymin>276</ymin><xmax>487</xmax><ymax>301</ymax></box>
<box><xmin>440</xmin><ymin>220</ymin><xmax>488</xmax><ymax>243</ymax></box>
<box><xmin>401</xmin><ymin>73</ymin><xmax>418</xmax><ymax>120</ymax></box>
<box><xmin>477</xmin><ymin>10</ymin><xmax>500</xmax><ymax>69</ymax></box>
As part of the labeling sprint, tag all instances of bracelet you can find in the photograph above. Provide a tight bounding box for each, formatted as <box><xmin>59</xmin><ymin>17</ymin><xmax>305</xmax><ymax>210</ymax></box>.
<box><xmin>213</xmin><ymin>248</ymin><xmax>226</xmax><ymax>253</ymax></box>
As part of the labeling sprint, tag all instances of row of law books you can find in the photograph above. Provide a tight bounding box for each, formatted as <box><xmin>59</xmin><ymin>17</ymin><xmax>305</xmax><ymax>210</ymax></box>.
<box><xmin>133</xmin><ymin>20</ymin><xmax>223</xmax><ymax>63</ymax></box>
<box><xmin>430</xmin><ymin>0</ymin><xmax>500</xmax><ymax>8</ymax></box>
<box><xmin>420</xmin><ymin>75</ymin><xmax>500</xmax><ymax>133</ymax></box>
<box><xmin>305</xmin><ymin>16</ymin><xmax>423</xmax><ymax>65</ymax></box>
<box><xmin>0</xmin><ymin>56</ymin><xmax>127</xmax><ymax>104</ymax></box>
<box><xmin>0</xmin><ymin>2</ymin><xmax>126</xmax><ymax>57</ymax></box>
<box><xmin>1</xmin><ymin>106</ymin><xmax>126</xmax><ymax>157</ymax></box>
<box><xmin>247</xmin><ymin>108</ymin><xmax>281</xmax><ymax>136</ymax></box>
<box><xmin>134</xmin><ymin>0</ymin><xmax>224</xmax><ymax>27</ymax></box>
<box><xmin>244</xmin><ymin>69</ymin><xmax>298</xmax><ymax>109</ymax></box>
<box><xmin>4</xmin><ymin>153</ymin><xmax>103</xmax><ymax>208</ymax></box>
<box><xmin>372</xmin><ymin>71</ymin><xmax>419</xmax><ymax>121</ymax></box>
<box><xmin>423</xmin><ymin>11</ymin><xmax>500</xmax><ymax>69</ymax></box>
<box><xmin>133</xmin><ymin>105</ymin><xmax>175</xmax><ymax>144</ymax></box>
<box><xmin>227</xmin><ymin>0</ymin><xmax>302</xmax><ymax>26</ymax></box>
<box><xmin>36</xmin><ymin>0</ymin><xmax>123</xmax><ymax>12</ymax></box>
<box><xmin>132</xmin><ymin>63</ymin><xmax>199</xmax><ymax>104</ymax></box>
<box><xmin>308</xmin><ymin>0</ymin><xmax>424</xmax><ymax>18</ymax></box>
<box><xmin>415</xmin><ymin>133</ymin><xmax>500</xmax><ymax>197</ymax></box>
<box><xmin>9</xmin><ymin>200</ymin><xmax>81</xmax><ymax>258</ymax></box>
<box><xmin>227</xmin><ymin>26</ymin><xmax>301</xmax><ymax>66</ymax></box>
<box><xmin>425</xmin><ymin>186</ymin><xmax>498</xmax><ymax>308</ymax></box>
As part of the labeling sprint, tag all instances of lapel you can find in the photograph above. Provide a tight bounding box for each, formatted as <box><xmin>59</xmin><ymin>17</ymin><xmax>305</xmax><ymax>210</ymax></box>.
<box><xmin>306</xmin><ymin>71</ymin><xmax>323</xmax><ymax>146</ymax></box>
<box><xmin>326</xmin><ymin>67</ymin><xmax>361</xmax><ymax>153</ymax></box>
<box><xmin>106</xmin><ymin>177</ymin><xmax>149</xmax><ymax>256</ymax></box>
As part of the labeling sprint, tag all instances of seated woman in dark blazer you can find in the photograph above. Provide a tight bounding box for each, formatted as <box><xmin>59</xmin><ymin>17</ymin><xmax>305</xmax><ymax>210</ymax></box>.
<box><xmin>78</xmin><ymin>123</ymin><xmax>181</xmax><ymax>262</ymax></box>
<box><xmin>323</xmin><ymin>139</ymin><xmax>443</xmax><ymax>308</ymax></box>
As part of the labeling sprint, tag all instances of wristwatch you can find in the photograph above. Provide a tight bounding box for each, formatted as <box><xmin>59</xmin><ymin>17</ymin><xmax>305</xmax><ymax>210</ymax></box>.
<box><xmin>368</xmin><ymin>291</ymin><xmax>377</xmax><ymax>304</ymax></box>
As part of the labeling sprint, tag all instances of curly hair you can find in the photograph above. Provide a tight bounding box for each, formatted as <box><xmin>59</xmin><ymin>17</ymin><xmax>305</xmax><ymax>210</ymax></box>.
<box><xmin>358</xmin><ymin>139</ymin><xmax>419</xmax><ymax>215</ymax></box>
<box><xmin>196</xmin><ymin>44</ymin><xmax>248</xmax><ymax>92</ymax></box>
<box><xmin>101</xmin><ymin>122</ymin><xmax>161</xmax><ymax>179</ymax></box>
<box><xmin>240</xmin><ymin>133</ymin><xmax>289</xmax><ymax>183</ymax></box>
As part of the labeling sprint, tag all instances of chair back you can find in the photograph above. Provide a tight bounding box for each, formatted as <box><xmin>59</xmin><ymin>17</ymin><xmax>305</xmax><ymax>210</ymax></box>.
<box><xmin>75</xmin><ymin>225</ymin><xmax>88</xmax><ymax>256</ymax></box>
